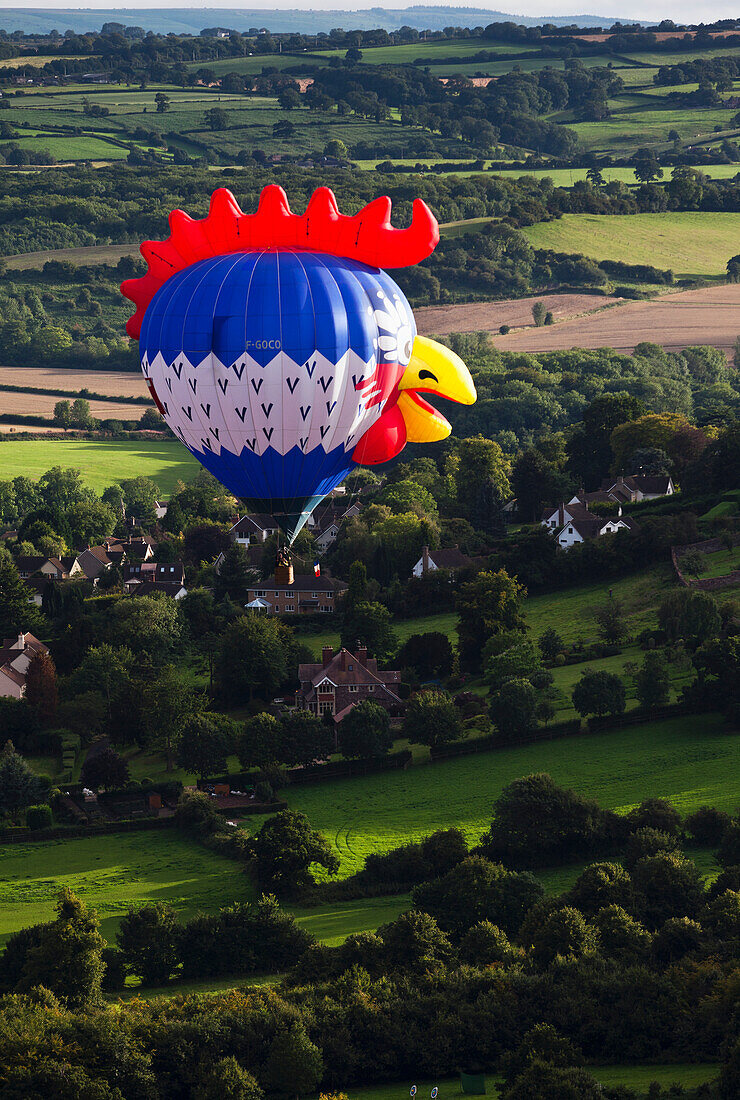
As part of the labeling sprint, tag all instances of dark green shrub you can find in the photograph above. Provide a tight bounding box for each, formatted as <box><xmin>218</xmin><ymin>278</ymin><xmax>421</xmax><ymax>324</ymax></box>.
<box><xmin>26</xmin><ymin>804</ymin><xmax>52</xmax><ymax>831</ymax></box>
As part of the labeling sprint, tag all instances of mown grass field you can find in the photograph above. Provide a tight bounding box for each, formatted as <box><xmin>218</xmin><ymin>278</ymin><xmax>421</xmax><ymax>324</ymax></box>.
<box><xmin>342</xmin><ymin>1063</ymin><xmax>720</xmax><ymax>1100</ymax></box>
<box><xmin>0</xmin><ymin>831</ymin><xmax>255</xmax><ymax>947</ymax></box>
<box><xmin>0</xmin><ymin>438</ymin><xmax>201</xmax><ymax>494</ymax></box>
<box><xmin>521</xmin><ymin>212</ymin><xmax>740</xmax><ymax>275</ymax></box>
<box><xmin>283</xmin><ymin>713</ymin><xmax>737</xmax><ymax>878</ymax></box>
<box><xmin>1</xmin><ymin>133</ymin><xmax>129</xmax><ymax>160</ymax></box>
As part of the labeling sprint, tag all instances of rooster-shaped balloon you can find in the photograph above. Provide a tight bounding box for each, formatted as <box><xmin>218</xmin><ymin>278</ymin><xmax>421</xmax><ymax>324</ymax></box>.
<box><xmin>121</xmin><ymin>185</ymin><xmax>476</xmax><ymax>542</ymax></box>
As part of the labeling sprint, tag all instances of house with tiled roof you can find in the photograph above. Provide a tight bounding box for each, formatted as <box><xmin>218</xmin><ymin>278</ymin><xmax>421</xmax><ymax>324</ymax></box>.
<box><xmin>228</xmin><ymin>513</ymin><xmax>281</xmax><ymax>547</ymax></box>
<box><xmin>597</xmin><ymin>474</ymin><xmax>675</xmax><ymax>503</ymax></box>
<box><xmin>296</xmin><ymin>645</ymin><xmax>403</xmax><ymax>720</ymax></box>
<box><xmin>102</xmin><ymin>535</ymin><xmax>156</xmax><ymax>561</ymax></box>
<box><xmin>15</xmin><ymin>555</ymin><xmax>69</xmax><ymax>581</ymax></box>
<box><xmin>542</xmin><ymin>502</ymin><xmax>638</xmax><ymax>550</ymax></box>
<box><xmin>123</xmin><ymin>561</ymin><xmax>185</xmax><ymax>591</ymax></box>
<box><xmin>411</xmin><ymin>544</ymin><xmax>476</xmax><ymax>578</ymax></box>
<box><xmin>69</xmin><ymin>546</ymin><xmax>115</xmax><ymax>581</ymax></box>
<box><xmin>0</xmin><ymin>632</ymin><xmax>48</xmax><ymax>699</ymax></box>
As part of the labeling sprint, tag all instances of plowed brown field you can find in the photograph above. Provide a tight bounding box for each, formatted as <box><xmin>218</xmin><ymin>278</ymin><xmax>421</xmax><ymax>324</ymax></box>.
<box><xmin>418</xmin><ymin>284</ymin><xmax>740</xmax><ymax>356</ymax></box>
<box><xmin>0</xmin><ymin>367</ymin><xmax>149</xmax><ymax>398</ymax></box>
<box><xmin>415</xmin><ymin>293</ymin><xmax>619</xmax><ymax>338</ymax></box>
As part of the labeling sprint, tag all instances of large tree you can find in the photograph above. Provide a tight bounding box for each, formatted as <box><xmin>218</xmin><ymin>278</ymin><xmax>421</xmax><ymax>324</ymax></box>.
<box><xmin>340</xmin><ymin>600</ymin><xmax>396</xmax><ymax>663</ymax></box>
<box><xmin>144</xmin><ymin>666</ymin><xmax>204</xmax><ymax>771</ymax></box>
<box><xmin>24</xmin><ymin>648</ymin><xmax>58</xmax><ymax>726</ymax></box>
<box><xmin>338</xmin><ymin>699</ymin><xmax>393</xmax><ymax>758</ymax></box>
<box><xmin>403</xmin><ymin>689</ymin><xmax>461</xmax><ymax>747</ymax></box>
<box><xmin>18</xmin><ymin>888</ymin><xmax>105</xmax><ymax>1010</ymax></box>
<box><xmin>0</xmin><ymin>548</ymin><xmax>39</xmax><ymax>637</ymax></box>
<box><xmin>572</xmin><ymin>670</ymin><xmax>626</xmax><ymax>718</ymax></box>
<box><xmin>457</xmin><ymin>569</ymin><xmax>526</xmax><ymax>671</ymax></box>
<box><xmin>216</xmin><ymin>614</ymin><xmax>288</xmax><ymax>703</ymax></box>
<box><xmin>0</xmin><ymin>741</ymin><xmax>49</xmax><ymax>816</ymax></box>
<box><xmin>455</xmin><ymin>435</ymin><xmax>510</xmax><ymax>517</ymax></box>
<box><xmin>567</xmin><ymin>393</ymin><xmax>646</xmax><ymax>487</ymax></box>
<box><xmin>117</xmin><ymin>902</ymin><xmax>181</xmax><ymax>985</ymax></box>
<box><xmin>80</xmin><ymin>746</ymin><xmax>130</xmax><ymax>790</ymax></box>
<box><xmin>215</xmin><ymin>542</ymin><xmax>256</xmax><ymax>606</ymax></box>
<box><xmin>247</xmin><ymin>809</ymin><xmax>339</xmax><ymax>895</ymax></box>
<box><xmin>176</xmin><ymin>714</ymin><xmax>231</xmax><ymax>780</ymax></box>
<box><xmin>263</xmin><ymin>1025</ymin><xmax>323</xmax><ymax>1098</ymax></box>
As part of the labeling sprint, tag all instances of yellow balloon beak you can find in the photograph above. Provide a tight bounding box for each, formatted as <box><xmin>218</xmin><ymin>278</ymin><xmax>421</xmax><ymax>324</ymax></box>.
<box><xmin>396</xmin><ymin>335</ymin><xmax>477</xmax><ymax>443</ymax></box>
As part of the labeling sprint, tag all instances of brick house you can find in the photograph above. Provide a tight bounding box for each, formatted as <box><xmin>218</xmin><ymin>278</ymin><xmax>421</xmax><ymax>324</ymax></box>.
<box><xmin>246</xmin><ymin>573</ymin><xmax>347</xmax><ymax>614</ymax></box>
<box><xmin>296</xmin><ymin>645</ymin><xmax>403</xmax><ymax>720</ymax></box>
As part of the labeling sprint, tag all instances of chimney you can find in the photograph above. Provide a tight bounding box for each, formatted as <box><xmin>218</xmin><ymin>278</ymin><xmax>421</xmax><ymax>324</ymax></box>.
<box><xmin>558</xmin><ymin>503</ymin><xmax>565</xmax><ymax>527</ymax></box>
<box><xmin>322</xmin><ymin>646</ymin><xmax>333</xmax><ymax>668</ymax></box>
<box><xmin>422</xmin><ymin>544</ymin><xmax>430</xmax><ymax>574</ymax></box>
<box><xmin>16</xmin><ymin>632</ymin><xmax>24</xmax><ymax>649</ymax></box>
<box><xmin>356</xmin><ymin>645</ymin><xmax>368</xmax><ymax>665</ymax></box>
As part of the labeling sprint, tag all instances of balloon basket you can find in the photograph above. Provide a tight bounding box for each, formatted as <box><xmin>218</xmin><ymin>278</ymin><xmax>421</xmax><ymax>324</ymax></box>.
<box><xmin>275</xmin><ymin>546</ymin><xmax>294</xmax><ymax>586</ymax></box>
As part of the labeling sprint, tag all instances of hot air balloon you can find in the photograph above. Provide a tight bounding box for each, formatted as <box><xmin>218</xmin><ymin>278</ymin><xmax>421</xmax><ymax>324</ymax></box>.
<box><xmin>121</xmin><ymin>185</ymin><xmax>476</xmax><ymax>546</ymax></box>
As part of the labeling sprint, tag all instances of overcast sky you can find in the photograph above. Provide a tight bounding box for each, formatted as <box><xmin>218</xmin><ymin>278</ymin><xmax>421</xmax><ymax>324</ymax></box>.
<box><xmin>4</xmin><ymin>2</ymin><xmax>738</xmax><ymax>23</ymax></box>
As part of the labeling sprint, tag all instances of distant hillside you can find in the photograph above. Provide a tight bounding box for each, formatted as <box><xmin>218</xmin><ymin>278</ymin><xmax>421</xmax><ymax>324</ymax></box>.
<box><xmin>0</xmin><ymin>7</ymin><xmax>633</xmax><ymax>36</ymax></box>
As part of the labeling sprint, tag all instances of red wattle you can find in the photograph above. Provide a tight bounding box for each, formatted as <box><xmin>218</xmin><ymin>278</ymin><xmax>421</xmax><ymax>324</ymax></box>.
<box><xmin>352</xmin><ymin>403</ymin><xmax>407</xmax><ymax>465</ymax></box>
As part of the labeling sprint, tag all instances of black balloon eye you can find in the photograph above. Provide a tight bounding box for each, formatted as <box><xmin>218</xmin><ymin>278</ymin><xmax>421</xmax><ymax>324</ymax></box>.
<box><xmin>419</xmin><ymin>369</ymin><xmax>438</xmax><ymax>383</ymax></box>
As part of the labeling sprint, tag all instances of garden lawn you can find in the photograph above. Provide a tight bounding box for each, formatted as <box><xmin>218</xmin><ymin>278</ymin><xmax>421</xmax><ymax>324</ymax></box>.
<box><xmin>0</xmin><ymin>438</ymin><xmax>201</xmax><ymax>494</ymax></box>
<box><xmin>0</xmin><ymin>831</ymin><xmax>255</xmax><ymax>948</ymax></box>
<box><xmin>283</xmin><ymin>713</ymin><xmax>737</xmax><ymax>877</ymax></box>
<box><xmin>521</xmin><ymin>212</ymin><xmax>740</xmax><ymax>276</ymax></box>
<box><xmin>338</xmin><ymin>1064</ymin><xmax>720</xmax><ymax>1100</ymax></box>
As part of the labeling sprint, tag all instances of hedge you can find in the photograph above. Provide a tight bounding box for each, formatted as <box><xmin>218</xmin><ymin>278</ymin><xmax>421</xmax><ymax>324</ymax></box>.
<box><xmin>0</xmin><ymin>815</ymin><xmax>178</xmax><ymax>845</ymax></box>
<box><xmin>201</xmin><ymin>750</ymin><xmax>413</xmax><ymax>790</ymax></box>
<box><xmin>26</xmin><ymin>804</ymin><xmax>52</xmax><ymax>831</ymax></box>
<box><xmin>429</xmin><ymin>719</ymin><xmax>582</xmax><ymax>761</ymax></box>
<box><xmin>61</xmin><ymin>779</ymin><xmax>183</xmax><ymax>801</ymax></box>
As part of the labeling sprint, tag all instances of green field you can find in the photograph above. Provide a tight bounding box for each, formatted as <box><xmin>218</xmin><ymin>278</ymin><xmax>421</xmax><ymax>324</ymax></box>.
<box><xmin>548</xmin><ymin>644</ymin><xmax>693</xmax><ymax>720</ymax></box>
<box><xmin>681</xmin><ymin>546</ymin><xmax>740</xmax><ymax>578</ymax></box>
<box><xmin>524</xmin><ymin>565</ymin><xmax>671</xmax><ymax>642</ymax></box>
<box><xmin>342</xmin><ymin>1063</ymin><xmax>720</xmax><ymax>1100</ymax></box>
<box><xmin>0</xmin><ymin>830</ymin><xmax>254</xmax><ymax>947</ymax></box>
<box><xmin>299</xmin><ymin>565</ymin><xmax>671</xmax><ymax>660</ymax></box>
<box><xmin>566</xmin><ymin>107</ymin><xmax>740</xmax><ymax>153</ymax></box>
<box><xmin>0</xmin><ymin>827</ymin><xmax>413</xmax><ymax>950</ymax></box>
<box><xmin>489</xmin><ymin>163</ymin><xmax>740</xmax><ymax>185</ymax></box>
<box><xmin>521</xmin><ymin>212</ymin><xmax>740</xmax><ymax>275</ymax></box>
<box><xmin>0</xmin><ymin>438</ymin><xmax>201</xmax><ymax>494</ymax></box>
<box><xmin>283</xmin><ymin>714</ymin><xmax>737</xmax><ymax>878</ymax></box>
<box><xmin>0</xmin><ymin>133</ymin><xmax>129</xmax><ymax>160</ymax></box>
